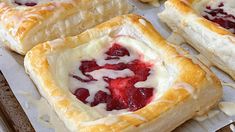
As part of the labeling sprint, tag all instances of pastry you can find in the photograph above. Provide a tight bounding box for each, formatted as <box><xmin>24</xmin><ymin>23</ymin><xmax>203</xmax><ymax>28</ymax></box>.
<box><xmin>138</xmin><ymin>0</ymin><xmax>160</xmax><ymax>6</ymax></box>
<box><xmin>24</xmin><ymin>14</ymin><xmax>222</xmax><ymax>131</ymax></box>
<box><xmin>139</xmin><ymin>0</ymin><xmax>156</xmax><ymax>2</ymax></box>
<box><xmin>0</xmin><ymin>0</ymin><xmax>130</xmax><ymax>55</ymax></box>
<box><xmin>159</xmin><ymin>0</ymin><xmax>235</xmax><ymax>80</ymax></box>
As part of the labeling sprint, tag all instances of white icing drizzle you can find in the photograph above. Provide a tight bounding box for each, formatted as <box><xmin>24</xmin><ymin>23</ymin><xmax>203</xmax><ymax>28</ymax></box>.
<box><xmin>135</xmin><ymin>68</ymin><xmax>158</xmax><ymax>88</ymax></box>
<box><xmin>95</xmin><ymin>40</ymin><xmax>140</xmax><ymax>66</ymax></box>
<box><xmin>70</xmin><ymin>68</ymin><xmax>134</xmax><ymax>102</ymax></box>
<box><xmin>81</xmin><ymin>111</ymin><xmax>146</xmax><ymax>127</ymax></box>
<box><xmin>18</xmin><ymin>92</ymin><xmax>69</xmax><ymax>132</ymax></box>
<box><xmin>100</xmin><ymin>54</ymin><xmax>138</xmax><ymax>66</ymax></box>
<box><xmin>124</xmin><ymin>113</ymin><xmax>147</xmax><ymax>121</ymax></box>
<box><xmin>193</xmin><ymin>109</ymin><xmax>220</xmax><ymax>122</ymax></box>
<box><xmin>139</xmin><ymin>18</ymin><xmax>147</xmax><ymax>26</ymax></box>
<box><xmin>69</xmin><ymin>36</ymin><xmax>163</xmax><ymax>105</ymax></box>
<box><xmin>80</xmin><ymin>116</ymin><xmax>118</xmax><ymax>126</ymax></box>
<box><xmin>219</xmin><ymin>102</ymin><xmax>235</xmax><ymax>116</ymax></box>
<box><xmin>90</xmin><ymin>69</ymin><xmax>134</xmax><ymax>80</ymax></box>
<box><xmin>222</xmin><ymin>82</ymin><xmax>235</xmax><ymax>89</ymax></box>
<box><xmin>173</xmin><ymin>82</ymin><xmax>197</xmax><ymax>99</ymax></box>
<box><xmin>68</xmin><ymin>37</ymin><xmax>148</xmax><ymax>104</ymax></box>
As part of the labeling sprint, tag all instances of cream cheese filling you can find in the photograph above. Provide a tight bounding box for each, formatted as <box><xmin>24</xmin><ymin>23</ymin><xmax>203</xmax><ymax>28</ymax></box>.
<box><xmin>47</xmin><ymin>36</ymin><xmax>176</xmax><ymax>117</ymax></box>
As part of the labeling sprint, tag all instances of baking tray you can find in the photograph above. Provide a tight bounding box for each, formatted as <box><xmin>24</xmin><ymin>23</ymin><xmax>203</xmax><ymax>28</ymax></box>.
<box><xmin>0</xmin><ymin>0</ymin><xmax>235</xmax><ymax>131</ymax></box>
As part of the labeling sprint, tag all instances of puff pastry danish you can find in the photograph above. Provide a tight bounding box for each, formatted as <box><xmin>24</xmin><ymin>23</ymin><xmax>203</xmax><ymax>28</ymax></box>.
<box><xmin>24</xmin><ymin>14</ymin><xmax>222</xmax><ymax>131</ymax></box>
<box><xmin>159</xmin><ymin>0</ymin><xmax>235</xmax><ymax>80</ymax></box>
<box><xmin>0</xmin><ymin>0</ymin><xmax>130</xmax><ymax>55</ymax></box>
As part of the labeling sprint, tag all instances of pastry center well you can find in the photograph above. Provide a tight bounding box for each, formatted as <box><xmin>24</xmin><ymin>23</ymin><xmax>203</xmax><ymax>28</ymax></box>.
<box><xmin>70</xmin><ymin>42</ymin><xmax>156</xmax><ymax>112</ymax></box>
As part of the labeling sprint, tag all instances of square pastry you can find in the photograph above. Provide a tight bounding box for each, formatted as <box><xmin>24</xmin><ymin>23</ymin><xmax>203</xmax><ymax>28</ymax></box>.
<box><xmin>24</xmin><ymin>14</ymin><xmax>222</xmax><ymax>131</ymax></box>
<box><xmin>0</xmin><ymin>0</ymin><xmax>130</xmax><ymax>55</ymax></box>
<box><xmin>159</xmin><ymin>0</ymin><xmax>235</xmax><ymax>80</ymax></box>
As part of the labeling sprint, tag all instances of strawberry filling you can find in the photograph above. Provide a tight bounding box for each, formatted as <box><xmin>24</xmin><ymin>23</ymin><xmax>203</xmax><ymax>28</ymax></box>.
<box><xmin>203</xmin><ymin>2</ymin><xmax>235</xmax><ymax>34</ymax></box>
<box><xmin>14</xmin><ymin>1</ymin><xmax>37</xmax><ymax>6</ymax></box>
<box><xmin>72</xmin><ymin>43</ymin><xmax>155</xmax><ymax>111</ymax></box>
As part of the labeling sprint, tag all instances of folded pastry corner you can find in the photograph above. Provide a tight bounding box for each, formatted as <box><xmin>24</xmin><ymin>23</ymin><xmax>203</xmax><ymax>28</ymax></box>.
<box><xmin>159</xmin><ymin>0</ymin><xmax>235</xmax><ymax>80</ymax></box>
<box><xmin>0</xmin><ymin>0</ymin><xmax>130</xmax><ymax>55</ymax></box>
<box><xmin>24</xmin><ymin>14</ymin><xmax>222</xmax><ymax>131</ymax></box>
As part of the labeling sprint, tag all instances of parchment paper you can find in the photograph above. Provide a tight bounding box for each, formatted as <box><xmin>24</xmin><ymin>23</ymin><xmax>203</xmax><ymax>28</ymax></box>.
<box><xmin>0</xmin><ymin>0</ymin><xmax>235</xmax><ymax>131</ymax></box>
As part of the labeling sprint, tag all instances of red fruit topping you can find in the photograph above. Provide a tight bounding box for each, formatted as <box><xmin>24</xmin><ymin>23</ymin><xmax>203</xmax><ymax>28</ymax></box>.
<box><xmin>203</xmin><ymin>2</ymin><xmax>235</xmax><ymax>34</ymax></box>
<box><xmin>79</xmin><ymin>60</ymin><xmax>101</xmax><ymax>73</ymax></box>
<box><xmin>91</xmin><ymin>91</ymin><xmax>110</xmax><ymax>106</ymax></box>
<box><xmin>105</xmin><ymin>43</ymin><xmax>130</xmax><ymax>57</ymax></box>
<box><xmin>71</xmin><ymin>74</ymin><xmax>97</xmax><ymax>83</ymax></box>
<box><xmin>25</xmin><ymin>2</ymin><xmax>37</xmax><ymax>6</ymax></box>
<box><xmin>103</xmin><ymin>63</ymin><xmax>127</xmax><ymax>70</ymax></box>
<box><xmin>128</xmin><ymin>88</ymin><xmax>154</xmax><ymax>111</ymax></box>
<box><xmin>72</xmin><ymin>43</ymin><xmax>154</xmax><ymax>111</ymax></box>
<box><xmin>74</xmin><ymin>88</ymin><xmax>90</xmax><ymax>103</ymax></box>
<box><xmin>106</xmin><ymin>98</ymin><xmax>127</xmax><ymax>111</ymax></box>
<box><xmin>15</xmin><ymin>1</ymin><xmax>37</xmax><ymax>6</ymax></box>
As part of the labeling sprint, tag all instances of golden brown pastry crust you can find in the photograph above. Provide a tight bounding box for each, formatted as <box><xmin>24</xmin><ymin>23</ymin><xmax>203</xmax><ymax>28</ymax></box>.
<box><xmin>24</xmin><ymin>14</ymin><xmax>222</xmax><ymax>131</ymax></box>
<box><xmin>168</xmin><ymin>0</ymin><xmax>233</xmax><ymax>35</ymax></box>
<box><xmin>0</xmin><ymin>0</ymin><xmax>130</xmax><ymax>54</ymax></box>
<box><xmin>159</xmin><ymin>0</ymin><xmax>235</xmax><ymax>80</ymax></box>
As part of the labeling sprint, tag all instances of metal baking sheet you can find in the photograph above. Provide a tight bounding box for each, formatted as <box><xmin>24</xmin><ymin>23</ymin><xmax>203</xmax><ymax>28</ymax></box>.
<box><xmin>0</xmin><ymin>0</ymin><xmax>235</xmax><ymax>131</ymax></box>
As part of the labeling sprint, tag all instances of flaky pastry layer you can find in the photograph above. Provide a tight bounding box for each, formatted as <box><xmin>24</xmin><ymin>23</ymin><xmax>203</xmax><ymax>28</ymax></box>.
<box><xmin>0</xmin><ymin>0</ymin><xmax>130</xmax><ymax>54</ymax></box>
<box><xmin>159</xmin><ymin>0</ymin><xmax>235</xmax><ymax>80</ymax></box>
<box><xmin>24</xmin><ymin>14</ymin><xmax>222</xmax><ymax>132</ymax></box>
